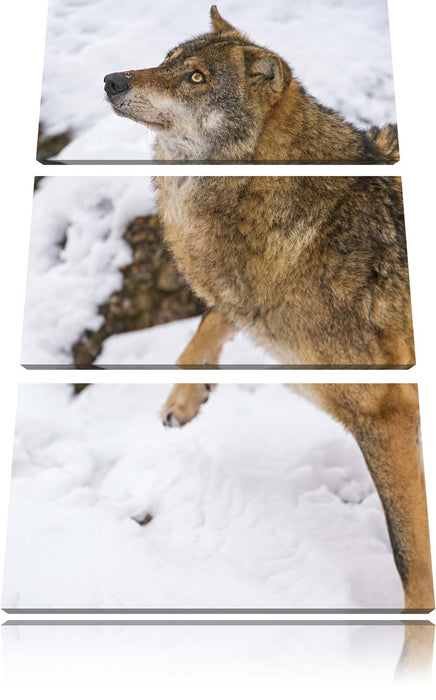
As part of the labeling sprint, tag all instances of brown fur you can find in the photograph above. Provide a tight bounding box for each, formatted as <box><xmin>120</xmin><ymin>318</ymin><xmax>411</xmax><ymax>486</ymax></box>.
<box><xmin>105</xmin><ymin>6</ymin><xmax>399</xmax><ymax>163</ymax></box>
<box><xmin>156</xmin><ymin>175</ymin><xmax>414</xmax><ymax>369</ymax></box>
<box><xmin>156</xmin><ymin>172</ymin><xmax>432</xmax><ymax>609</ymax></box>
<box><xmin>312</xmin><ymin>383</ymin><xmax>432</xmax><ymax>613</ymax></box>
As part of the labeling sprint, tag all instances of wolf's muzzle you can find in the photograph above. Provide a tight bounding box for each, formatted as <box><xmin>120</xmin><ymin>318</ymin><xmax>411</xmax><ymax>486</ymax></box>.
<box><xmin>104</xmin><ymin>73</ymin><xmax>130</xmax><ymax>97</ymax></box>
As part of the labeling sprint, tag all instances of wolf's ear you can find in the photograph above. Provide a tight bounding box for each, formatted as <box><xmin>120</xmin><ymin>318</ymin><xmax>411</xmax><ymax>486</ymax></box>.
<box><xmin>246</xmin><ymin>50</ymin><xmax>288</xmax><ymax>94</ymax></box>
<box><xmin>210</xmin><ymin>5</ymin><xmax>237</xmax><ymax>33</ymax></box>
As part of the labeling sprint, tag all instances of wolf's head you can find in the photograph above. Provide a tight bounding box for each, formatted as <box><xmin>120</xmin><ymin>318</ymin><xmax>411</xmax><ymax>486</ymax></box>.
<box><xmin>104</xmin><ymin>6</ymin><xmax>292</xmax><ymax>160</ymax></box>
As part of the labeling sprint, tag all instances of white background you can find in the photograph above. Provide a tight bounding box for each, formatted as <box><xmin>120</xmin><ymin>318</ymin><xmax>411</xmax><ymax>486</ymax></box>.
<box><xmin>0</xmin><ymin>0</ymin><xmax>435</xmax><ymax>697</ymax></box>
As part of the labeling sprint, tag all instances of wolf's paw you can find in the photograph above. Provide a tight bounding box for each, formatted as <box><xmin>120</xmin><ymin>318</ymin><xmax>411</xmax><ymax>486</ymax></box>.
<box><xmin>161</xmin><ymin>383</ymin><xmax>212</xmax><ymax>427</ymax></box>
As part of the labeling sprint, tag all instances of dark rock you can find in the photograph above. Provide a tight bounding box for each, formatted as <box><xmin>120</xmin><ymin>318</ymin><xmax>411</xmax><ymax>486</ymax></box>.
<box><xmin>37</xmin><ymin>123</ymin><xmax>71</xmax><ymax>162</ymax></box>
<box><xmin>72</xmin><ymin>215</ymin><xmax>204</xmax><ymax>367</ymax></box>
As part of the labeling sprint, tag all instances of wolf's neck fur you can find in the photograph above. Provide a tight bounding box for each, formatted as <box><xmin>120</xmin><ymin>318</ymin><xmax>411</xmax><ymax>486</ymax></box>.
<box><xmin>154</xmin><ymin>123</ymin><xmax>261</xmax><ymax>162</ymax></box>
<box><xmin>254</xmin><ymin>81</ymin><xmax>379</xmax><ymax>164</ymax></box>
<box><xmin>153</xmin><ymin>79</ymin><xmax>380</xmax><ymax>163</ymax></box>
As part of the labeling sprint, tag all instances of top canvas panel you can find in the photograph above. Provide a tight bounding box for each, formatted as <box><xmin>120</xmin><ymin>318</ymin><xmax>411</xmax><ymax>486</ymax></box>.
<box><xmin>38</xmin><ymin>0</ymin><xmax>398</xmax><ymax>164</ymax></box>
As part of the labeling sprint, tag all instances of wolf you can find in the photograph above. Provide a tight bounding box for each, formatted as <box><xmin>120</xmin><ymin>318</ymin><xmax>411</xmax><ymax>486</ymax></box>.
<box><xmin>152</xmin><ymin>172</ymin><xmax>430</xmax><ymax>612</ymax></box>
<box><xmin>104</xmin><ymin>8</ymin><xmax>433</xmax><ymax>612</ymax></box>
<box><xmin>104</xmin><ymin>5</ymin><xmax>398</xmax><ymax>163</ymax></box>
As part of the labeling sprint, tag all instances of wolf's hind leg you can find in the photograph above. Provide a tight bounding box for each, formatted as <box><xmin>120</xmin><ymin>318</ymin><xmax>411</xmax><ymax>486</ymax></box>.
<box><xmin>353</xmin><ymin>391</ymin><xmax>434</xmax><ymax>612</ymax></box>
<box><xmin>161</xmin><ymin>310</ymin><xmax>237</xmax><ymax>427</ymax></box>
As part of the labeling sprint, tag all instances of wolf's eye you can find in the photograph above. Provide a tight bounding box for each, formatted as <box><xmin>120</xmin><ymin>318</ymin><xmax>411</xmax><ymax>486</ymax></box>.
<box><xmin>189</xmin><ymin>71</ymin><xmax>205</xmax><ymax>84</ymax></box>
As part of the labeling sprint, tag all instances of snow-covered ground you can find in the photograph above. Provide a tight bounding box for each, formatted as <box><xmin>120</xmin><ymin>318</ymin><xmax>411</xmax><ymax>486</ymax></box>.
<box><xmin>22</xmin><ymin>177</ymin><xmax>152</xmax><ymax>367</ymax></box>
<box><xmin>3</xmin><ymin>382</ymin><xmax>403</xmax><ymax>610</ymax></box>
<box><xmin>21</xmin><ymin>176</ymin><xmax>276</xmax><ymax>368</ymax></box>
<box><xmin>2</xmin><ymin>623</ymin><xmax>407</xmax><ymax>684</ymax></box>
<box><xmin>40</xmin><ymin>0</ymin><xmax>396</xmax><ymax>161</ymax></box>
<box><xmin>99</xmin><ymin>317</ymin><xmax>276</xmax><ymax>366</ymax></box>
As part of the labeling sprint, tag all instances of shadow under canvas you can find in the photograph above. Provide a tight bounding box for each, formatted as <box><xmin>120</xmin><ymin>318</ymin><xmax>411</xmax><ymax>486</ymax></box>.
<box><xmin>2</xmin><ymin>621</ymin><xmax>434</xmax><ymax>684</ymax></box>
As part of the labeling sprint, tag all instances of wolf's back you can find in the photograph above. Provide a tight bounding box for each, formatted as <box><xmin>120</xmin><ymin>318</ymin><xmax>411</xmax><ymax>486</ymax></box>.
<box><xmin>365</xmin><ymin>124</ymin><xmax>399</xmax><ymax>162</ymax></box>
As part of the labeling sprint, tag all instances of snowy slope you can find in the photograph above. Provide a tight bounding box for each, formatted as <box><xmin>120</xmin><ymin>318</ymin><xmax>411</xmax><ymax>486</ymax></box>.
<box><xmin>22</xmin><ymin>177</ymin><xmax>156</xmax><ymax>367</ymax></box>
<box><xmin>40</xmin><ymin>0</ymin><xmax>396</xmax><ymax>160</ymax></box>
<box><xmin>3</xmin><ymin>382</ymin><xmax>403</xmax><ymax>610</ymax></box>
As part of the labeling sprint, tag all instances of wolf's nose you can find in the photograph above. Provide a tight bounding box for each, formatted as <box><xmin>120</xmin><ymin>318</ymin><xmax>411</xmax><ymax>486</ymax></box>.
<box><xmin>104</xmin><ymin>72</ymin><xmax>130</xmax><ymax>97</ymax></box>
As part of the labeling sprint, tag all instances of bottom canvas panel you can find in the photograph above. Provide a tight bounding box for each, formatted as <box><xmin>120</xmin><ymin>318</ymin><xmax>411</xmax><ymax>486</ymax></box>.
<box><xmin>2</xmin><ymin>623</ymin><xmax>434</xmax><ymax>685</ymax></box>
<box><xmin>3</xmin><ymin>384</ymin><xmax>433</xmax><ymax>612</ymax></box>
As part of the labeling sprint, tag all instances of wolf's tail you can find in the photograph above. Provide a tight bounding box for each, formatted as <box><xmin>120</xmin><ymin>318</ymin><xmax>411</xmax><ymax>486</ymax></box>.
<box><xmin>365</xmin><ymin>124</ymin><xmax>399</xmax><ymax>162</ymax></box>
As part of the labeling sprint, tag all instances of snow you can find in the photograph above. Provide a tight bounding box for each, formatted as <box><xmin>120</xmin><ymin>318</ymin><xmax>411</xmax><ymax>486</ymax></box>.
<box><xmin>2</xmin><ymin>382</ymin><xmax>403</xmax><ymax>610</ymax></box>
<box><xmin>21</xmin><ymin>177</ymin><xmax>156</xmax><ymax>367</ymax></box>
<box><xmin>40</xmin><ymin>0</ymin><xmax>396</xmax><ymax>161</ymax></box>
<box><xmin>22</xmin><ymin>176</ymin><xmax>278</xmax><ymax>368</ymax></box>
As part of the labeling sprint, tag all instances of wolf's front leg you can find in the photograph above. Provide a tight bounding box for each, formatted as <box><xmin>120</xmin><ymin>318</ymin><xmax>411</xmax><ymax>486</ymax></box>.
<box><xmin>161</xmin><ymin>310</ymin><xmax>237</xmax><ymax>427</ymax></box>
<box><xmin>162</xmin><ymin>383</ymin><xmax>212</xmax><ymax>427</ymax></box>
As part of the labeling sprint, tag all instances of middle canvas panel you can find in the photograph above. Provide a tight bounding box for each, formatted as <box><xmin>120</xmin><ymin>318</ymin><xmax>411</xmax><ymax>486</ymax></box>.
<box><xmin>22</xmin><ymin>176</ymin><xmax>413</xmax><ymax>369</ymax></box>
